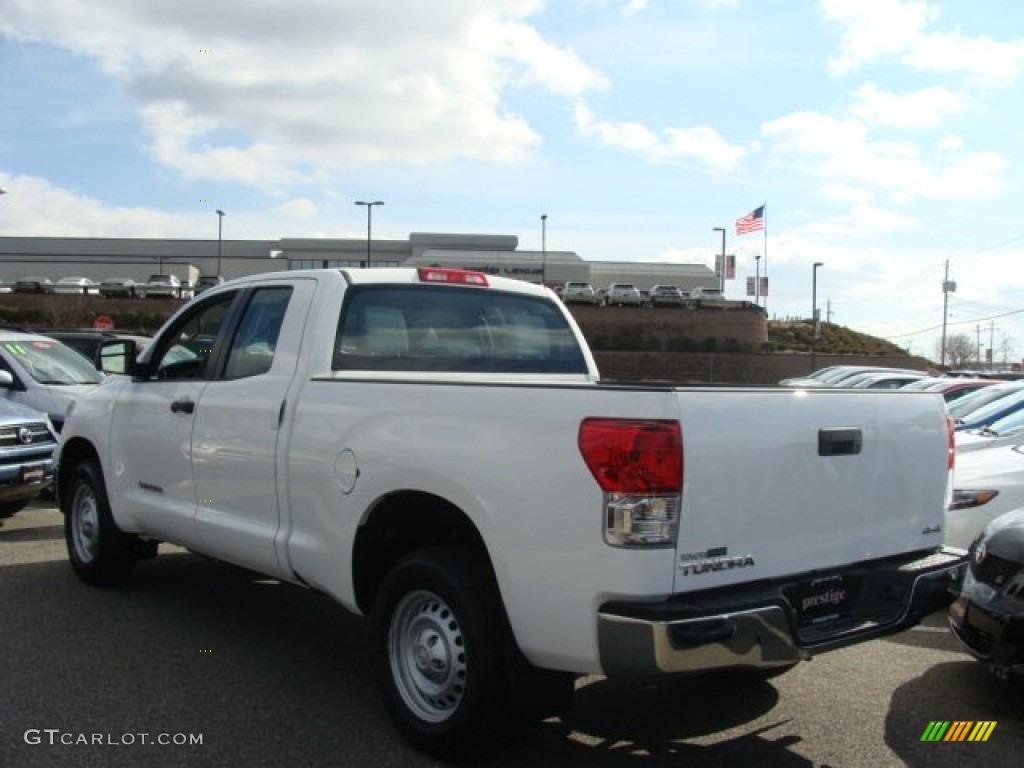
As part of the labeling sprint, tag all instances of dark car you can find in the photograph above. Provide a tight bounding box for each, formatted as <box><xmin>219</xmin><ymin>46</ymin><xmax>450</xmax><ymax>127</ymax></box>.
<box><xmin>43</xmin><ymin>329</ymin><xmax>151</xmax><ymax>367</ymax></box>
<box><xmin>193</xmin><ymin>274</ymin><xmax>225</xmax><ymax>296</ymax></box>
<box><xmin>98</xmin><ymin>277</ymin><xmax>140</xmax><ymax>298</ymax></box>
<box><xmin>949</xmin><ymin>507</ymin><xmax>1024</xmax><ymax>679</ymax></box>
<box><xmin>13</xmin><ymin>276</ymin><xmax>55</xmax><ymax>294</ymax></box>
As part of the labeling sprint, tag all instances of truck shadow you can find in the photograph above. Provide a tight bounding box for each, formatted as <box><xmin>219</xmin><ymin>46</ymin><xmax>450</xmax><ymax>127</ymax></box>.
<box><xmin>884</xmin><ymin>660</ymin><xmax>1023</xmax><ymax>768</ymax></box>
<box><xmin>1</xmin><ymin>552</ymin><xmax>821</xmax><ymax>768</ymax></box>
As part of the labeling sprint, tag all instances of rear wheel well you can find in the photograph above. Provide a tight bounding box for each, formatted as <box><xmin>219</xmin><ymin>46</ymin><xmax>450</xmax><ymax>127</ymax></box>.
<box><xmin>352</xmin><ymin>491</ymin><xmax>494</xmax><ymax>615</ymax></box>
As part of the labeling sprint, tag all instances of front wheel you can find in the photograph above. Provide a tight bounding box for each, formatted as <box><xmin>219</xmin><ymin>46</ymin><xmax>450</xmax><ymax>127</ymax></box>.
<box><xmin>372</xmin><ymin>546</ymin><xmax>509</xmax><ymax>758</ymax></box>
<box><xmin>63</xmin><ymin>460</ymin><xmax>144</xmax><ymax>584</ymax></box>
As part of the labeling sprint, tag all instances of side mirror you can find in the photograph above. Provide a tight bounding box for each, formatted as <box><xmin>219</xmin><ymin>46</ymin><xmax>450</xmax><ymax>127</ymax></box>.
<box><xmin>97</xmin><ymin>339</ymin><xmax>140</xmax><ymax>376</ymax></box>
<box><xmin>0</xmin><ymin>369</ymin><xmax>13</xmax><ymax>387</ymax></box>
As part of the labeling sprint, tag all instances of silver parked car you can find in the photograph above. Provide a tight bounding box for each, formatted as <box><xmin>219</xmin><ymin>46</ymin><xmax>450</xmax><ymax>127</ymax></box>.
<box><xmin>650</xmin><ymin>284</ymin><xmax>685</xmax><ymax>307</ymax></box>
<box><xmin>0</xmin><ymin>398</ymin><xmax>58</xmax><ymax>520</ymax></box>
<box><xmin>143</xmin><ymin>273</ymin><xmax>183</xmax><ymax>299</ymax></box>
<box><xmin>605</xmin><ymin>283</ymin><xmax>643</xmax><ymax>307</ymax></box>
<box><xmin>53</xmin><ymin>276</ymin><xmax>98</xmax><ymax>295</ymax></box>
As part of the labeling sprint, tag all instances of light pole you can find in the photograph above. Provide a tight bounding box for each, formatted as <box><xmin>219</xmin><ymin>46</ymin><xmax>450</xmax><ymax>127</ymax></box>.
<box><xmin>755</xmin><ymin>254</ymin><xmax>762</xmax><ymax>307</ymax></box>
<box><xmin>712</xmin><ymin>227</ymin><xmax>726</xmax><ymax>294</ymax></box>
<box><xmin>541</xmin><ymin>214</ymin><xmax>547</xmax><ymax>286</ymax></box>
<box><xmin>812</xmin><ymin>262</ymin><xmax>824</xmax><ymax>370</ymax></box>
<box><xmin>355</xmin><ymin>200</ymin><xmax>384</xmax><ymax>267</ymax></box>
<box><xmin>215</xmin><ymin>209</ymin><xmax>225</xmax><ymax>277</ymax></box>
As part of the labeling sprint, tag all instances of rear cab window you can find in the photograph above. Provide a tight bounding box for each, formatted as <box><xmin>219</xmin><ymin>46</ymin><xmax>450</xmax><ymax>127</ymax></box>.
<box><xmin>333</xmin><ymin>285</ymin><xmax>587</xmax><ymax>374</ymax></box>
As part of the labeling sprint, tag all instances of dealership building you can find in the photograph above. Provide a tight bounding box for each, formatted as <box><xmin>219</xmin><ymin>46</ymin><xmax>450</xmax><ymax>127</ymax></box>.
<box><xmin>0</xmin><ymin>233</ymin><xmax>719</xmax><ymax>293</ymax></box>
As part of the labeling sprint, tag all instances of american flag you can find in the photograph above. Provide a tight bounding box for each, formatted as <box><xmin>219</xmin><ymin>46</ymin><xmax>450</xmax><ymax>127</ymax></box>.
<box><xmin>735</xmin><ymin>205</ymin><xmax>765</xmax><ymax>236</ymax></box>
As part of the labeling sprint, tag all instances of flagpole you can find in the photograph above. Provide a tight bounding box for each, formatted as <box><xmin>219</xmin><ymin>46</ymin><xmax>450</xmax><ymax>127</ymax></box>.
<box><xmin>762</xmin><ymin>200</ymin><xmax>768</xmax><ymax>316</ymax></box>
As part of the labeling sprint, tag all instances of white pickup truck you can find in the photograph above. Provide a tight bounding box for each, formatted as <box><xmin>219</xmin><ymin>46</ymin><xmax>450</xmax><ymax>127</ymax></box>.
<box><xmin>57</xmin><ymin>267</ymin><xmax>965</xmax><ymax>757</ymax></box>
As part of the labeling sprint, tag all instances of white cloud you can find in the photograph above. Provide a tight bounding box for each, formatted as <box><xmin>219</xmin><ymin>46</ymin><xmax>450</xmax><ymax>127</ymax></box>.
<box><xmin>0</xmin><ymin>174</ymin><xmax>192</xmax><ymax>237</ymax></box>
<box><xmin>0</xmin><ymin>0</ymin><xmax>605</xmax><ymax>185</ymax></box>
<box><xmin>274</xmin><ymin>198</ymin><xmax>319</xmax><ymax>220</ymax></box>
<box><xmin>822</xmin><ymin>0</ymin><xmax>934</xmax><ymax>75</ymax></box>
<box><xmin>819</xmin><ymin>183</ymin><xmax>874</xmax><ymax>205</ymax></box>
<box><xmin>575</xmin><ymin>105</ymin><xmax>746</xmax><ymax>171</ymax></box>
<box><xmin>850</xmin><ymin>82</ymin><xmax>963</xmax><ymax>128</ymax></box>
<box><xmin>822</xmin><ymin>0</ymin><xmax>1024</xmax><ymax>84</ymax></box>
<box><xmin>763</xmin><ymin>111</ymin><xmax>1006</xmax><ymax>201</ymax></box>
<box><xmin>622</xmin><ymin>0</ymin><xmax>649</xmax><ymax>16</ymax></box>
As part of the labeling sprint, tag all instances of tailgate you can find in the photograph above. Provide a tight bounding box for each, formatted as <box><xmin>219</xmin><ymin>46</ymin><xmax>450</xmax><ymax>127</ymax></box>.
<box><xmin>672</xmin><ymin>388</ymin><xmax>951</xmax><ymax>592</ymax></box>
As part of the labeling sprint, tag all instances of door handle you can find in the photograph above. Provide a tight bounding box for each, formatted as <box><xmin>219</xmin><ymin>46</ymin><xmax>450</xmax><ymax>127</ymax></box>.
<box><xmin>170</xmin><ymin>399</ymin><xmax>195</xmax><ymax>414</ymax></box>
<box><xmin>818</xmin><ymin>427</ymin><xmax>862</xmax><ymax>456</ymax></box>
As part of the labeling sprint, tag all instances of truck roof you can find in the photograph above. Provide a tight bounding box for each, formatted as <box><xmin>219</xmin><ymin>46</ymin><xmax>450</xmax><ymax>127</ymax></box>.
<box><xmin>220</xmin><ymin>267</ymin><xmax>554</xmax><ymax>298</ymax></box>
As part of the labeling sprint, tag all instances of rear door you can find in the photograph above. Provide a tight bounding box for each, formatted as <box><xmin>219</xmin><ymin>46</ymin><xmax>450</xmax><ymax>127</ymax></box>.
<box><xmin>190</xmin><ymin>278</ymin><xmax>316</xmax><ymax>577</ymax></box>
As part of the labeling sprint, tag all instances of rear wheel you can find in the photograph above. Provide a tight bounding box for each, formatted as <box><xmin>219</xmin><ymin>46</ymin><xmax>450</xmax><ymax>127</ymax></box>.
<box><xmin>63</xmin><ymin>460</ymin><xmax>144</xmax><ymax>584</ymax></box>
<box><xmin>372</xmin><ymin>546</ymin><xmax>509</xmax><ymax>758</ymax></box>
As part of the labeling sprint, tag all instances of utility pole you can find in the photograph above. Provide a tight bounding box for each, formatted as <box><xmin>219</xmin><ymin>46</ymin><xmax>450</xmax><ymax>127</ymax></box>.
<box><xmin>941</xmin><ymin>260</ymin><xmax>955</xmax><ymax>367</ymax></box>
<box><xmin>989</xmin><ymin>321</ymin><xmax>995</xmax><ymax>371</ymax></box>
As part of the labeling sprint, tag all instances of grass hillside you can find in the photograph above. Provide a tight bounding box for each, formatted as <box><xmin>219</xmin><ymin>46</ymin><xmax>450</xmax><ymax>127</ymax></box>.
<box><xmin>767</xmin><ymin>320</ymin><xmax>908</xmax><ymax>356</ymax></box>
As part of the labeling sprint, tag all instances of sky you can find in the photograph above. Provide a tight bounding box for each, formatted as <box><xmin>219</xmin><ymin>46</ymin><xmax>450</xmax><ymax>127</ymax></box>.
<box><xmin>2</xmin><ymin>0</ymin><xmax>1024</xmax><ymax>364</ymax></box>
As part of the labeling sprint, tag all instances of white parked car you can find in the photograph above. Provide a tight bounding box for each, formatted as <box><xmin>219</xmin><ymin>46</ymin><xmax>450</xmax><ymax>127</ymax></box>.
<box><xmin>54</xmin><ymin>276</ymin><xmax>98</xmax><ymax>295</ymax></box>
<box><xmin>839</xmin><ymin>370</ymin><xmax>930</xmax><ymax>389</ymax></box>
<box><xmin>0</xmin><ymin>330</ymin><xmax>104</xmax><ymax>432</ymax></box>
<box><xmin>689</xmin><ymin>286</ymin><xmax>725</xmax><ymax>305</ymax></box>
<box><xmin>604</xmin><ymin>282</ymin><xmax>643</xmax><ymax>306</ymax></box>
<box><xmin>561</xmin><ymin>281</ymin><xmax>598</xmax><ymax>305</ymax></box>
<box><xmin>948</xmin><ymin>441</ymin><xmax>1024</xmax><ymax>548</ymax></box>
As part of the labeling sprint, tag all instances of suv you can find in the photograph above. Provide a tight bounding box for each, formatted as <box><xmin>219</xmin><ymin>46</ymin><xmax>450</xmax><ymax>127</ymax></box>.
<box><xmin>143</xmin><ymin>274</ymin><xmax>183</xmax><ymax>299</ymax></box>
<box><xmin>650</xmin><ymin>284</ymin><xmax>685</xmax><ymax>307</ymax></box>
<box><xmin>689</xmin><ymin>286</ymin><xmax>725</xmax><ymax>306</ymax></box>
<box><xmin>0</xmin><ymin>399</ymin><xmax>57</xmax><ymax>520</ymax></box>
<box><xmin>561</xmin><ymin>281</ymin><xmax>598</xmax><ymax>305</ymax></box>
<box><xmin>604</xmin><ymin>283</ymin><xmax>644</xmax><ymax>307</ymax></box>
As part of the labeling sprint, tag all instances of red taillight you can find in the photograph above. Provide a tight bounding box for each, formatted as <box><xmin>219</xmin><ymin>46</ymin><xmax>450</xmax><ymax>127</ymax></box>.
<box><xmin>947</xmin><ymin>414</ymin><xmax>956</xmax><ymax>470</ymax></box>
<box><xmin>417</xmin><ymin>267</ymin><xmax>489</xmax><ymax>287</ymax></box>
<box><xmin>578</xmin><ymin>418</ymin><xmax>682</xmax><ymax>494</ymax></box>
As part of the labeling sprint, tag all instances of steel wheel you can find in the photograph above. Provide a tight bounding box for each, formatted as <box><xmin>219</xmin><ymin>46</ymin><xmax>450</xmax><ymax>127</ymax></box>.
<box><xmin>388</xmin><ymin>589</ymin><xmax>468</xmax><ymax>724</ymax></box>
<box><xmin>70</xmin><ymin>481</ymin><xmax>100</xmax><ymax>565</ymax></box>
<box><xmin>62</xmin><ymin>459</ymin><xmax>141</xmax><ymax>584</ymax></box>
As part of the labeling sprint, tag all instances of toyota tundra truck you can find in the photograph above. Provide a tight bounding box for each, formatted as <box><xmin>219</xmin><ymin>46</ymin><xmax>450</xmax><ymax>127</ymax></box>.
<box><xmin>56</xmin><ymin>267</ymin><xmax>965</xmax><ymax>757</ymax></box>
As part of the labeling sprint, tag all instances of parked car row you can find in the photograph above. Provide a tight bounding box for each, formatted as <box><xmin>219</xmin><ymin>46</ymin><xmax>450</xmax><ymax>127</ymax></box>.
<box><xmin>4</xmin><ymin>274</ymin><xmax>224</xmax><ymax>299</ymax></box>
<box><xmin>560</xmin><ymin>281</ymin><xmax>729</xmax><ymax>308</ymax></box>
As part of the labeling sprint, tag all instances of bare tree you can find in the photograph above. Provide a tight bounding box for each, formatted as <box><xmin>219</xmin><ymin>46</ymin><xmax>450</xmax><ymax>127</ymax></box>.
<box><xmin>937</xmin><ymin>334</ymin><xmax>975</xmax><ymax>369</ymax></box>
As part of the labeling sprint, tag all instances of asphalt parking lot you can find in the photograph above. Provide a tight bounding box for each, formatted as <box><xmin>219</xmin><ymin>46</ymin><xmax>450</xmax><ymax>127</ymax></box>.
<box><xmin>1</xmin><ymin>502</ymin><xmax>1020</xmax><ymax>768</ymax></box>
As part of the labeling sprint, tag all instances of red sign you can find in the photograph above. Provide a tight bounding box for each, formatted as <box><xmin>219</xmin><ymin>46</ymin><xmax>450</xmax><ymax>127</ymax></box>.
<box><xmin>93</xmin><ymin>315</ymin><xmax>115</xmax><ymax>330</ymax></box>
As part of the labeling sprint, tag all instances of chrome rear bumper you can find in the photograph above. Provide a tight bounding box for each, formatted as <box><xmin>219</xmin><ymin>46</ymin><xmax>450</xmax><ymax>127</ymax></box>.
<box><xmin>598</xmin><ymin>548</ymin><xmax>966</xmax><ymax>677</ymax></box>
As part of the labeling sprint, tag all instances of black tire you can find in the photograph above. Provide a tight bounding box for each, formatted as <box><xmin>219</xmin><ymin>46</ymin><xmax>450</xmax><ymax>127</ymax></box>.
<box><xmin>63</xmin><ymin>459</ymin><xmax>143</xmax><ymax>584</ymax></box>
<box><xmin>0</xmin><ymin>498</ymin><xmax>30</xmax><ymax>519</ymax></box>
<box><xmin>371</xmin><ymin>546</ymin><xmax>510</xmax><ymax>759</ymax></box>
